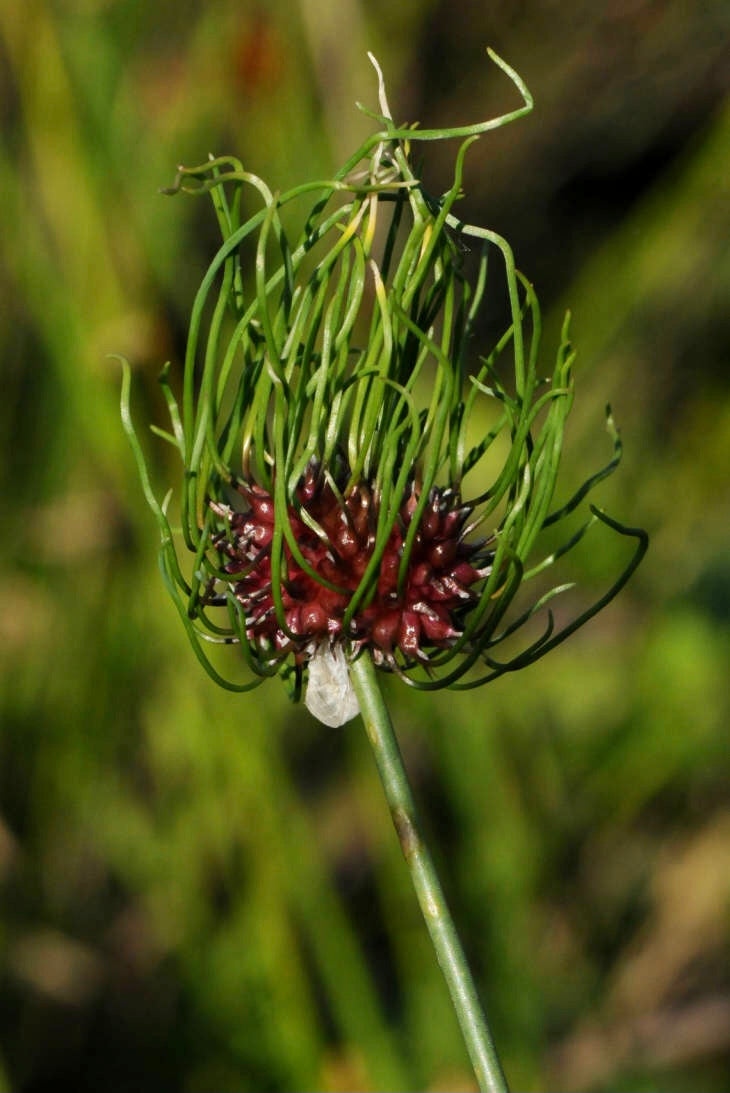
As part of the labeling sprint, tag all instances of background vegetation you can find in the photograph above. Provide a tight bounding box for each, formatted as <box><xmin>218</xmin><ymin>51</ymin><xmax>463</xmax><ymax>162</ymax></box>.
<box><xmin>1</xmin><ymin>1</ymin><xmax>729</xmax><ymax>1089</ymax></box>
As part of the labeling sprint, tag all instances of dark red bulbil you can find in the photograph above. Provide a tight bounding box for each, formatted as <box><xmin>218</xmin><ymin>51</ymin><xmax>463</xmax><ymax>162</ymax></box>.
<box><xmin>209</xmin><ymin>465</ymin><xmax>492</xmax><ymax>668</ymax></box>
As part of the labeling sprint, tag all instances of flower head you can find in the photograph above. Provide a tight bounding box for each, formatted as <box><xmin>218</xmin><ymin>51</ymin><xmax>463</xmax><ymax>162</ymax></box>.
<box><xmin>122</xmin><ymin>50</ymin><xmax>647</xmax><ymax>722</ymax></box>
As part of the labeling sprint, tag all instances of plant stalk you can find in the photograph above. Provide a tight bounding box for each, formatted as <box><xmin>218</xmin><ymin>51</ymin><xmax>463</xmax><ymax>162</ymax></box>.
<box><xmin>349</xmin><ymin>652</ymin><xmax>509</xmax><ymax>1093</ymax></box>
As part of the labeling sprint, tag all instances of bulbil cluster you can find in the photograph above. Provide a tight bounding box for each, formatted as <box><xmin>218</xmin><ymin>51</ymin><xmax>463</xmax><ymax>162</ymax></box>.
<box><xmin>210</xmin><ymin>465</ymin><xmax>492</xmax><ymax>670</ymax></box>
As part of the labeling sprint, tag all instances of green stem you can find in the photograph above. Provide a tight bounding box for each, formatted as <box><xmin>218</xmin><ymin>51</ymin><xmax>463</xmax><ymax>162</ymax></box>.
<box><xmin>349</xmin><ymin>652</ymin><xmax>509</xmax><ymax>1093</ymax></box>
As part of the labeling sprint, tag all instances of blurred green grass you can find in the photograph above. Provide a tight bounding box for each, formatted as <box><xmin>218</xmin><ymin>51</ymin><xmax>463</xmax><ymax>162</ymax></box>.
<box><xmin>1</xmin><ymin>2</ymin><xmax>729</xmax><ymax>1090</ymax></box>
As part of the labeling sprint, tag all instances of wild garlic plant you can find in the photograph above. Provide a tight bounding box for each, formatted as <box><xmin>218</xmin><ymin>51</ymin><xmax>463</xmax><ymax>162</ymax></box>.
<box><xmin>122</xmin><ymin>50</ymin><xmax>647</xmax><ymax>1093</ymax></box>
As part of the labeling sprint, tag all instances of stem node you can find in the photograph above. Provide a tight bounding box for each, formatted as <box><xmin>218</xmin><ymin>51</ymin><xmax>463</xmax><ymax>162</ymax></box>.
<box><xmin>391</xmin><ymin>804</ymin><xmax>421</xmax><ymax>861</ymax></box>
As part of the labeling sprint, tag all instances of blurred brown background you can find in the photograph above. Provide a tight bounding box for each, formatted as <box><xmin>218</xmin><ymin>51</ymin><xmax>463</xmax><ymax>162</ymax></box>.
<box><xmin>1</xmin><ymin>1</ymin><xmax>729</xmax><ymax>1090</ymax></box>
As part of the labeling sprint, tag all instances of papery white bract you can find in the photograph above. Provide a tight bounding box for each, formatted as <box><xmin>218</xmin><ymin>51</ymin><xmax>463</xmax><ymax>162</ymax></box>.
<box><xmin>305</xmin><ymin>644</ymin><xmax>361</xmax><ymax>727</ymax></box>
